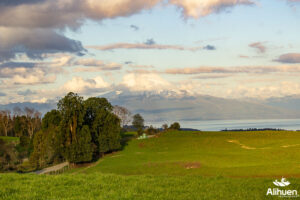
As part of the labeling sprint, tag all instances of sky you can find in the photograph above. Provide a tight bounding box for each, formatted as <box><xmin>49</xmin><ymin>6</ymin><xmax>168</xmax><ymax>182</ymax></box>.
<box><xmin>1</xmin><ymin>0</ymin><xmax>300</xmax><ymax>104</ymax></box>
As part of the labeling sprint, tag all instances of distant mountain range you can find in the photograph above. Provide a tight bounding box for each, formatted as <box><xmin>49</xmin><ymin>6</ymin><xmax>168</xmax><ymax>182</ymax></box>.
<box><xmin>1</xmin><ymin>90</ymin><xmax>300</xmax><ymax>122</ymax></box>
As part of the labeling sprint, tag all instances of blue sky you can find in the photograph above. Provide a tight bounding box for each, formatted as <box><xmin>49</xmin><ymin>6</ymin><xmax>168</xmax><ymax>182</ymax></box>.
<box><xmin>1</xmin><ymin>0</ymin><xmax>300</xmax><ymax>103</ymax></box>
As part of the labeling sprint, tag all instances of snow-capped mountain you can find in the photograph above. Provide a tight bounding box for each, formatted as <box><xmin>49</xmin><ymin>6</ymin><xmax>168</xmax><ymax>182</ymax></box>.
<box><xmin>101</xmin><ymin>90</ymin><xmax>300</xmax><ymax>122</ymax></box>
<box><xmin>1</xmin><ymin>90</ymin><xmax>300</xmax><ymax>122</ymax></box>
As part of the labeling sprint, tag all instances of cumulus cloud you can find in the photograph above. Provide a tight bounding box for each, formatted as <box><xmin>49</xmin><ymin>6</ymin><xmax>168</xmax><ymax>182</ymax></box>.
<box><xmin>0</xmin><ymin>27</ymin><xmax>85</xmax><ymax>61</ymax></box>
<box><xmin>249</xmin><ymin>42</ymin><xmax>266</xmax><ymax>53</ymax></box>
<box><xmin>0</xmin><ymin>0</ymin><xmax>254</xmax><ymax>29</ymax></box>
<box><xmin>170</xmin><ymin>0</ymin><xmax>255</xmax><ymax>18</ymax></box>
<box><xmin>2</xmin><ymin>74</ymin><xmax>56</xmax><ymax>86</ymax></box>
<box><xmin>0</xmin><ymin>60</ymin><xmax>66</xmax><ymax>87</ymax></box>
<box><xmin>0</xmin><ymin>0</ymin><xmax>255</xmax><ymax>60</ymax></box>
<box><xmin>62</xmin><ymin>76</ymin><xmax>110</xmax><ymax>94</ymax></box>
<box><xmin>227</xmin><ymin>82</ymin><xmax>300</xmax><ymax>99</ymax></box>
<box><xmin>121</xmin><ymin>73</ymin><xmax>172</xmax><ymax>92</ymax></box>
<box><xmin>274</xmin><ymin>53</ymin><xmax>300</xmax><ymax>64</ymax></box>
<box><xmin>0</xmin><ymin>0</ymin><xmax>161</xmax><ymax>29</ymax></box>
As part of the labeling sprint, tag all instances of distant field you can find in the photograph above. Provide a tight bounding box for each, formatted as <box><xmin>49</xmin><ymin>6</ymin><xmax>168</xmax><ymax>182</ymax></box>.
<box><xmin>0</xmin><ymin>136</ymin><xmax>19</xmax><ymax>143</ymax></box>
<box><xmin>71</xmin><ymin>130</ymin><xmax>300</xmax><ymax>177</ymax></box>
<box><xmin>1</xmin><ymin>130</ymin><xmax>300</xmax><ymax>199</ymax></box>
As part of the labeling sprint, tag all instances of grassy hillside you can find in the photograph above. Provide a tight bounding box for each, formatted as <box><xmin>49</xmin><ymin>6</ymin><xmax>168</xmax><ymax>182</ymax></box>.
<box><xmin>71</xmin><ymin>130</ymin><xmax>300</xmax><ymax>177</ymax></box>
<box><xmin>1</xmin><ymin>130</ymin><xmax>300</xmax><ymax>200</ymax></box>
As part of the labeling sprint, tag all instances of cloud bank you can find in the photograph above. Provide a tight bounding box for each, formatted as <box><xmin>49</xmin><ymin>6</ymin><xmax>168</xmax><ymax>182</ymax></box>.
<box><xmin>0</xmin><ymin>0</ymin><xmax>255</xmax><ymax>61</ymax></box>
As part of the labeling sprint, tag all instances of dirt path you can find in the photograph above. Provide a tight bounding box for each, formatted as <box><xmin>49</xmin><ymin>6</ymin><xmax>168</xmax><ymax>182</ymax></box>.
<box><xmin>71</xmin><ymin>159</ymin><xmax>103</xmax><ymax>174</ymax></box>
<box><xmin>35</xmin><ymin>162</ymin><xmax>69</xmax><ymax>175</ymax></box>
<box><xmin>227</xmin><ymin>140</ymin><xmax>257</xmax><ymax>150</ymax></box>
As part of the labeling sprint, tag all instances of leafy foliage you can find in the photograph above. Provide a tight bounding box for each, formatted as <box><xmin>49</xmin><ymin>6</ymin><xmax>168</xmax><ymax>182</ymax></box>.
<box><xmin>29</xmin><ymin>92</ymin><xmax>122</xmax><ymax>166</ymax></box>
<box><xmin>169</xmin><ymin>122</ymin><xmax>180</xmax><ymax>130</ymax></box>
<box><xmin>132</xmin><ymin>114</ymin><xmax>144</xmax><ymax>135</ymax></box>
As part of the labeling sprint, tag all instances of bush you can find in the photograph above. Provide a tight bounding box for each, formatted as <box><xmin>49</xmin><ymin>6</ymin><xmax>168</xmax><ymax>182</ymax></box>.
<box><xmin>170</xmin><ymin>122</ymin><xmax>181</xmax><ymax>130</ymax></box>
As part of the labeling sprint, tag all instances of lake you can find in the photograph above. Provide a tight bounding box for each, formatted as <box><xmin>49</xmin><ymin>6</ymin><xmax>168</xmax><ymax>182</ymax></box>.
<box><xmin>148</xmin><ymin>119</ymin><xmax>300</xmax><ymax>131</ymax></box>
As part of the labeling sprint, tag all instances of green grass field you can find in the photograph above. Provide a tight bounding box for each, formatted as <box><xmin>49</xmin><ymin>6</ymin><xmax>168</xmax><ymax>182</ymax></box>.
<box><xmin>1</xmin><ymin>130</ymin><xmax>300</xmax><ymax>199</ymax></box>
<box><xmin>72</xmin><ymin>130</ymin><xmax>300</xmax><ymax>177</ymax></box>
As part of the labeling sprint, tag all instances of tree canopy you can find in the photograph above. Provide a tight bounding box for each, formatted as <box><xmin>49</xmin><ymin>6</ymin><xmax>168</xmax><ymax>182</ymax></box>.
<box><xmin>132</xmin><ymin>114</ymin><xmax>144</xmax><ymax>135</ymax></box>
<box><xmin>30</xmin><ymin>92</ymin><xmax>122</xmax><ymax>166</ymax></box>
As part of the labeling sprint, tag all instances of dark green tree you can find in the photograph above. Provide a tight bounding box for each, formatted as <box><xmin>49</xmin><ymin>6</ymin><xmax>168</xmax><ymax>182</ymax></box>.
<box><xmin>84</xmin><ymin>97</ymin><xmax>121</xmax><ymax>157</ymax></box>
<box><xmin>42</xmin><ymin>109</ymin><xmax>61</xmax><ymax>131</ymax></box>
<box><xmin>68</xmin><ymin>125</ymin><xmax>93</xmax><ymax>163</ymax></box>
<box><xmin>57</xmin><ymin>92</ymin><xmax>87</xmax><ymax>163</ymax></box>
<box><xmin>132</xmin><ymin>114</ymin><xmax>144</xmax><ymax>135</ymax></box>
<box><xmin>170</xmin><ymin>122</ymin><xmax>181</xmax><ymax>130</ymax></box>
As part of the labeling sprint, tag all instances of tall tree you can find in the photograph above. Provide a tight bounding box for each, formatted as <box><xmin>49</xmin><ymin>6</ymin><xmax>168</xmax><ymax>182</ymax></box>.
<box><xmin>84</xmin><ymin>97</ymin><xmax>121</xmax><ymax>157</ymax></box>
<box><xmin>42</xmin><ymin>109</ymin><xmax>61</xmax><ymax>131</ymax></box>
<box><xmin>0</xmin><ymin>110</ymin><xmax>10</xmax><ymax>137</ymax></box>
<box><xmin>57</xmin><ymin>92</ymin><xmax>92</xmax><ymax>163</ymax></box>
<box><xmin>132</xmin><ymin>114</ymin><xmax>144</xmax><ymax>135</ymax></box>
<box><xmin>58</xmin><ymin>92</ymin><xmax>85</xmax><ymax>146</ymax></box>
<box><xmin>68</xmin><ymin>125</ymin><xmax>93</xmax><ymax>163</ymax></box>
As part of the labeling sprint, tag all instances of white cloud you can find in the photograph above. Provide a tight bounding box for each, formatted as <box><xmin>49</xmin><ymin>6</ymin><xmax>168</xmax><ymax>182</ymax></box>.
<box><xmin>62</xmin><ymin>76</ymin><xmax>110</xmax><ymax>93</ymax></box>
<box><xmin>121</xmin><ymin>73</ymin><xmax>172</xmax><ymax>92</ymax></box>
<box><xmin>170</xmin><ymin>0</ymin><xmax>255</xmax><ymax>18</ymax></box>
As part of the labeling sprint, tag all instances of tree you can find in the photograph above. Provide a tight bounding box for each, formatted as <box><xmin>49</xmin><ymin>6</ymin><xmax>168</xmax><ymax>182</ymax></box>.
<box><xmin>57</xmin><ymin>92</ymin><xmax>86</xmax><ymax>162</ymax></box>
<box><xmin>42</xmin><ymin>109</ymin><xmax>61</xmax><ymax>131</ymax></box>
<box><xmin>0</xmin><ymin>139</ymin><xmax>18</xmax><ymax>171</ymax></box>
<box><xmin>162</xmin><ymin>124</ymin><xmax>168</xmax><ymax>131</ymax></box>
<box><xmin>0</xmin><ymin>110</ymin><xmax>10</xmax><ymax>136</ymax></box>
<box><xmin>95</xmin><ymin>111</ymin><xmax>121</xmax><ymax>155</ymax></box>
<box><xmin>113</xmin><ymin>106</ymin><xmax>131</xmax><ymax>127</ymax></box>
<box><xmin>84</xmin><ymin>97</ymin><xmax>121</xmax><ymax>157</ymax></box>
<box><xmin>132</xmin><ymin>114</ymin><xmax>144</xmax><ymax>135</ymax></box>
<box><xmin>13</xmin><ymin>116</ymin><xmax>28</xmax><ymax>137</ymax></box>
<box><xmin>170</xmin><ymin>122</ymin><xmax>181</xmax><ymax>130</ymax></box>
<box><xmin>68</xmin><ymin>126</ymin><xmax>93</xmax><ymax>163</ymax></box>
<box><xmin>146</xmin><ymin>125</ymin><xmax>158</xmax><ymax>135</ymax></box>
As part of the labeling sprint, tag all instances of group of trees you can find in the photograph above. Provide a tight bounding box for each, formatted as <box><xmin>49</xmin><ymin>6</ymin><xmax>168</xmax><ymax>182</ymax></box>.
<box><xmin>30</xmin><ymin>93</ymin><xmax>122</xmax><ymax>169</ymax></box>
<box><xmin>162</xmin><ymin>122</ymin><xmax>181</xmax><ymax>131</ymax></box>
<box><xmin>1</xmin><ymin>92</ymin><xmax>182</xmax><ymax>172</ymax></box>
<box><xmin>0</xmin><ymin>107</ymin><xmax>42</xmax><ymax>138</ymax></box>
<box><xmin>0</xmin><ymin>107</ymin><xmax>42</xmax><ymax>171</ymax></box>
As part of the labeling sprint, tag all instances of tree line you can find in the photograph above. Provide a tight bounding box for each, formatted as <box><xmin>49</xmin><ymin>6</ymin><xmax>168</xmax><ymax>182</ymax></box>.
<box><xmin>29</xmin><ymin>92</ymin><xmax>123</xmax><ymax>169</ymax></box>
<box><xmin>0</xmin><ymin>92</ymin><xmax>181</xmax><ymax>172</ymax></box>
<box><xmin>0</xmin><ymin>107</ymin><xmax>42</xmax><ymax>171</ymax></box>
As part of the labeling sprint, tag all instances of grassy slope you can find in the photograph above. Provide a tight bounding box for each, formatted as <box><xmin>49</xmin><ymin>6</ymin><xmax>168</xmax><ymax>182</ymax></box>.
<box><xmin>1</xmin><ymin>130</ymin><xmax>300</xmax><ymax>200</ymax></box>
<box><xmin>75</xmin><ymin>131</ymin><xmax>300</xmax><ymax>177</ymax></box>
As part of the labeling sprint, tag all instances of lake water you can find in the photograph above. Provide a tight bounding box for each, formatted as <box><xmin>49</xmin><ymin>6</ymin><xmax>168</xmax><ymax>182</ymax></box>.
<box><xmin>148</xmin><ymin>119</ymin><xmax>300</xmax><ymax>131</ymax></box>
